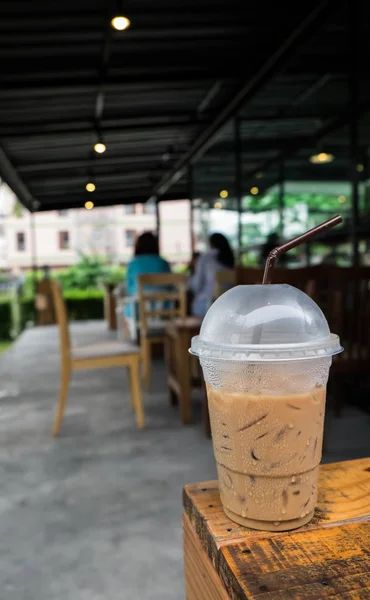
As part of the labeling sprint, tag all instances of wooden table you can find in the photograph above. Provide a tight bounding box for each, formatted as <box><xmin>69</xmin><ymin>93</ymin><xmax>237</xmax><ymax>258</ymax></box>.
<box><xmin>165</xmin><ymin>317</ymin><xmax>211</xmax><ymax>434</ymax></box>
<box><xmin>183</xmin><ymin>457</ymin><xmax>370</xmax><ymax>599</ymax></box>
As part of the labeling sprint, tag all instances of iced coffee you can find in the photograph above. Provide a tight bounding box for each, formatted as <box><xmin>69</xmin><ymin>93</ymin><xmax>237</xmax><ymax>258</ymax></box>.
<box><xmin>207</xmin><ymin>384</ymin><xmax>326</xmax><ymax>531</ymax></box>
<box><xmin>191</xmin><ymin>283</ymin><xmax>342</xmax><ymax>531</ymax></box>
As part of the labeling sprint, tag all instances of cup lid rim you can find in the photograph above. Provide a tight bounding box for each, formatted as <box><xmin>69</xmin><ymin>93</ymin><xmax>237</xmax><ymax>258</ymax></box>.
<box><xmin>190</xmin><ymin>333</ymin><xmax>343</xmax><ymax>362</ymax></box>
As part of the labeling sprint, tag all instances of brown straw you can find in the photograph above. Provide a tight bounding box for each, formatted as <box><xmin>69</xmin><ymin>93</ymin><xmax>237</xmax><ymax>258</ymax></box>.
<box><xmin>262</xmin><ymin>215</ymin><xmax>343</xmax><ymax>284</ymax></box>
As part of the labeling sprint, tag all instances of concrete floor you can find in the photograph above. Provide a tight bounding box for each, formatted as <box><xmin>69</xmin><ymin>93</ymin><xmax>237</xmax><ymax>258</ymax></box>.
<box><xmin>0</xmin><ymin>321</ymin><xmax>369</xmax><ymax>600</ymax></box>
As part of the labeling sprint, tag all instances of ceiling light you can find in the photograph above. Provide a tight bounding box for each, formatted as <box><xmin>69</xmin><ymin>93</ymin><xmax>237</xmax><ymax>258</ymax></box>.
<box><xmin>85</xmin><ymin>201</ymin><xmax>94</xmax><ymax>210</ymax></box>
<box><xmin>338</xmin><ymin>195</ymin><xmax>346</xmax><ymax>204</ymax></box>
<box><xmin>250</xmin><ymin>186</ymin><xmax>259</xmax><ymax>195</ymax></box>
<box><xmin>111</xmin><ymin>16</ymin><xmax>131</xmax><ymax>30</ymax></box>
<box><xmin>94</xmin><ymin>142</ymin><xmax>106</xmax><ymax>154</ymax></box>
<box><xmin>256</xmin><ymin>172</ymin><xmax>263</xmax><ymax>179</ymax></box>
<box><xmin>85</xmin><ymin>182</ymin><xmax>96</xmax><ymax>192</ymax></box>
<box><xmin>219</xmin><ymin>189</ymin><xmax>228</xmax><ymax>199</ymax></box>
<box><xmin>309</xmin><ymin>152</ymin><xmax>334</xmax><ymax>164</ymax></box>
<box><xmin>356</xmin><ymin>163</ymin><xmax>364</xmax><ymax>172</ymax></box>
<box><xmin>214</xmin><ymin>202</ymin><xmax>222</xmax><ymax>209</ymax></box>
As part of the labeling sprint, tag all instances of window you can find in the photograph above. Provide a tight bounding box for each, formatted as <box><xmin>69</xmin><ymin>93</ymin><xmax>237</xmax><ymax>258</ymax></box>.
<box><xmin>125</xmin><ymin>230</ymin><xmax>135</xmax><ymax>248</ymax></box>
<box><xmin>144</xmin><ymin>202</ymin><xmax>156</xmax><ymax>214</ymax></box>
<box><xmin>124</xmin><ymin>204</ymin><xmax>135</xmax><ymax>215</ymax></box>
<box><xmin>58</xmin><ymin>231</ymin><xmax>70</xmax><ymax>250</ymax></box>
<box><xmin>16</xmin><ymin>232</ymin><xmax>25</xmax><ymax>251</ymax></box>
<box><xmin>58</xmin><ymin>209</ymin><xmax>68</xmax><ymax>217</ymax></box>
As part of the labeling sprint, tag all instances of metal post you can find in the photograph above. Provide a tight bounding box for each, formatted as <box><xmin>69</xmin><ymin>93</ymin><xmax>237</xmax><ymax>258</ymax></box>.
<box><xmin>234</xmin><ymin>117</ymin><xmax>243</xmax><ymax>259</ymax></box>
<box><xmin>30</xmin><ymin>211</ymin><xmax>37</xmax><ymax>289</ymax></box>
<box><xmin>278</xmin><ymin>160</ymin><xmax>285</xmax><ymax>238</ymax></box>
<box><xmin>188</xmin><ymin>164</ymin><xmax>195</xmax><ymax>254</ymax></box>
<box><xmin>349</xmin><ymin>0</ymin><xmax>360</xmax><ymax>266</ymax></box>
<box><xmin>155</xmin><ymin>197</ymin><xmax>161</xmax><ymax>246</ymax></box>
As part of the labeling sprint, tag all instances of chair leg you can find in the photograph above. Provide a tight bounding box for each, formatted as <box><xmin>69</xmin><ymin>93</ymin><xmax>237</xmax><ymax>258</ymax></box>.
<box><xmin>142</xmin><ymin>338</ymin><xmax>151</xmax><ymax>393</ymax></box>
<box><xmin>52</xmin><ymin>365</ymin><xmax>71</xmax><ymax>436</ymax></box>
<box><xmin>127</xmin><ymin>366</ymin><xmax>135</xmax><ymax>410</ymax></box>
<box><xmin>128</xmin><ymin>357</ymin><xmax>145</xmax><ymax>429</ymax></box>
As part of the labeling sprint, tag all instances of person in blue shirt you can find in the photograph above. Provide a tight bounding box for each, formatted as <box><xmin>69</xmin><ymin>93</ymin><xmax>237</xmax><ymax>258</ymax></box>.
<box><xmin>124</xmin><ymin>232</ymin><xmax>171</xmax><ymax>339</ymax></box>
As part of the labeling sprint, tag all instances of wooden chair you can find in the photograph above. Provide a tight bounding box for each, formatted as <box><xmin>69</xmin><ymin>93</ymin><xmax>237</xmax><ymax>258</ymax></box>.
<box><xmin>214</xmin><ymin>269</ymin><xmax>236</xmax><ymax>299</ymax></box>
<box><xmin>138</xmin><ymin>273</ymin><xmax>187</xmax><ymax>392</ymax></box>
<box><xmin>50</xmin><ymin>281</ymin><xmax>144</xmax><ymax>436</ymax></box>
<box><xmin>326</xmin><ymin>267</ymin><xmax>370</xmax><ymax>415</ymax></box>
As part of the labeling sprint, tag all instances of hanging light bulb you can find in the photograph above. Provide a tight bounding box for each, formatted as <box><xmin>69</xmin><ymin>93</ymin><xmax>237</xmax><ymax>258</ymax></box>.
<box><xmin>85</xmin><ymin>201</ymin><xmax>94</xmax><ymax>210</ymax></box>
<box><xmin>309</xmin><ymin>152</ymin><xmax>334</xmax><ymax>164</ymax></box>
<box><xmin>111</xmin><ymin>15</ymin><xmax>131</xmax><ymax>30</ymax></box>
<box><xmin>94</xmin><ymin>142</ymin><xmax>106</xmax><ymax>154</ymax></box>
<box><xmin>219</xmin><ymin>190</ymin><xmax>228</xmax><ymax>199</ymax></box>
<box><xmin>85</xmin><ymin>182</ymin><xmax>96</xmax><ymax>192</ymax></box>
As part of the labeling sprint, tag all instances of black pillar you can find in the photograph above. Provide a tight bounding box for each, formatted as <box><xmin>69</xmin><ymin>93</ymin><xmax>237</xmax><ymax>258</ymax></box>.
<box><xmin>349</xmin><ymin>0</ymin><xmax>360</xmax><ymax>266</ymax></box>
<box><xmin>278</xmin><ymin>161</ymin><xmax>285</xmax><ymax>238</ymax></box>
<box><xmin>188</xmin><ymin>164</ymin><xmax>195</xmax><ymax>254</ymax></box>
<box><xmin>155</xmin><ymin>197</ymin><xmax>160</xmax><ymax>244</ymax></box>
<box><xmin>234</xmin><ymin>118</ymin><xmax>243</xmax><ymax>258</ymax></box>
<box><xmin>30</xmin><ymin>211</ymin><xmax>38</xmax><ymax>300</ymax></box>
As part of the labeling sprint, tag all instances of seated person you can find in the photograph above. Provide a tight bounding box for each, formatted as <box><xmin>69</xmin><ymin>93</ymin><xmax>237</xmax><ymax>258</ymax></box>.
<box><xmin>189</xmin><ymin>233</ymin><xmax>234</xmax><ymax>317</ymax></box>
<box><xmin>124</xmin><ymin>232</ymin><xmax>171</xmax><ymax>339</ymax></box>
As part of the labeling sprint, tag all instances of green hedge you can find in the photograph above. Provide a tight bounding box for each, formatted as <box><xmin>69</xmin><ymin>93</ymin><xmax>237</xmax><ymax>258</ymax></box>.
<box><xmin>0</xmin><ymin>299</ymin><xmax>13</xmax><ymax>340</ymax></box>
<box><xmin>0</xmin><ymin>289</ymin><xmax>106</xmax><ymax>340</ymax></box>
<box><xmin>21</xmin><ymin>289</ymin><xmax>105</xmax><ymax>328</ymax></box>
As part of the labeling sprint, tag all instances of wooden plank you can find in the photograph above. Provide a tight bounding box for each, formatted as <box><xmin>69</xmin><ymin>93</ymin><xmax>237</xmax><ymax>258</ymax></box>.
<box><xmin>183</xmin><ymin>514</ymin><xmax>230</xmax><ymax>600</ymax></box>
<box><xmin>220</xmin><ymin>521</ymin><xmax>370</xmax><ymax>599</ymax></box>
<box><xmin>183</xmin><ymin>458</ymin><xmax>370</xmax><ymax>569</ymax></box>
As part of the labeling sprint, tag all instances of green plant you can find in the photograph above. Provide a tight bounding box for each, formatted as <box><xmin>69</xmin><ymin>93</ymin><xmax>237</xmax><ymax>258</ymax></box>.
<box><xmin>101</xmin><ymin>264</ymin><xmax>126</xmax><ymax>286</ymax></box>
<box><xmin>55</xmin><ymin>253</ymin><xmax>108</xmax><ymax>290</ymax></box>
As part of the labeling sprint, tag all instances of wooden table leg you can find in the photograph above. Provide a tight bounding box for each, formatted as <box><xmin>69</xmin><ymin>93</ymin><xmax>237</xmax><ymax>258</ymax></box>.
<box><xmin>165</xmin><ymin>331</ymin><xmax>178</xmax><ymax>405</ymax></box>
<box><xmin>177</xmin><ymin>330</ymin><xmax>192</xmax><ymax>424</ymax></box>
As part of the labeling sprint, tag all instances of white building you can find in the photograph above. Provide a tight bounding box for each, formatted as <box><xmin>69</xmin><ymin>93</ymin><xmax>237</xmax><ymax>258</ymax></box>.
<box><xmin>0</xmin><ymin>182</ymin><xmax>192</xmax><ymax>270</ymax></box>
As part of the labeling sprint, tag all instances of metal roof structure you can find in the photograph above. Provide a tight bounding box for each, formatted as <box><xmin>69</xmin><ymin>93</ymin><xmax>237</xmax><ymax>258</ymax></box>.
<box><xmin>0</xmin><ymin>0</ymin><xmax>369</xmax><ymax>212</ymax></box>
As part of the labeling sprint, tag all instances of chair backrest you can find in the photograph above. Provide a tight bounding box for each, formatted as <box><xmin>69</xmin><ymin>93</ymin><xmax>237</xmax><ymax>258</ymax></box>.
<box><xmin>214</xmin><ymin>269</ymin><xmax>236</xmax><ymax>298</ymax></box>
<box><xmin>327</xmin><ymin>267</ymin><xmax>370</xmax><ymax>362</ymax></box>
<box><xmin>138</xmin><ymin>273</ymin><xmax>187</xmax><ymax>335</ymax></box>
<box><xmin>50</xmin><ymin>280</ymin><xmax>71</xmax><ymax>360</ymax></box>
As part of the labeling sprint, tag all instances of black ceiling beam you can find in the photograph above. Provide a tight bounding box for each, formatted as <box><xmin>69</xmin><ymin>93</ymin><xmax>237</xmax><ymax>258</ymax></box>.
<box><xmin>0</xmin><ymin>144</ymin><xmax>34</xmax><ymax>211</ymax></box>
<box><xmin>0</xmin><ymin>114</ymin><xmax>199</xmax><ymax>136</ymax></box>
<box><xmin>152</xmin><ymin>0</ymin><xmax>338</xmax><ymax>197</ymax></box>
<box><xmin>0</xmin><ymin>121</ymin><xmax>200</xmax><ymax>141</ymax></box>
<box><xmin>17</xmin><ymin>152</ymin><xmax>184</xmax><ymax>174</ymax></box>
<box><xmin>0</xmin><ymin>72</ymin><xmax>233</xmax><ymax>94</ymax></box>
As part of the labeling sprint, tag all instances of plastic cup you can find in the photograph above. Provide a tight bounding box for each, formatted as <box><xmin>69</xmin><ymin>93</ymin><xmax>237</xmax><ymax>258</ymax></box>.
<box><xmin>191</xmin><ymin>284</ymin><xmax>342</xmax><ymax>531</ymax></box>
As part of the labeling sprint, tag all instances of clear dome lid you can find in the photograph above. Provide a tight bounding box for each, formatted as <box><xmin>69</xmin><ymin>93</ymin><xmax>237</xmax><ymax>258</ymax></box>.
<box><xmin>191</xmin><ymin>284</ymin><xmax>342</xmax><ymax>362</ymax></box>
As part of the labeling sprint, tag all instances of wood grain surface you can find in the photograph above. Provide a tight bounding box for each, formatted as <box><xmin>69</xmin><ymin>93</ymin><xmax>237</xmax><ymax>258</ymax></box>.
<box><xmin>183</xmin><ymin>514</ymin><xmax>229</xmax><ymax>600</ymax></box>
<box><xmin>221</xmin><ymin>521</ymin><xmax>370</xmax><ymax>599</ymax></box>
<box><xmin>183</xmin><ymin>458</ymin><xmax>370</xmax><ymax>599</ymax></box>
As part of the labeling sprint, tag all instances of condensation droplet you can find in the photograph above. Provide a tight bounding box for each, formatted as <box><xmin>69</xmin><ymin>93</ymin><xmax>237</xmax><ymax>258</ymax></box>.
<box><xmin>273</xmin><ymin>522</ymin><xmax>280</xmax><ymax>526</ymax></box>
<box><xmin>288</xmin><ymin>423</ymin><xmax>294</xmax><ymax>429</ymax></box>
<box><xmin>282</xmin><ymin>509</ymin><xmax>287</xmax><ymax>515</ymax></box>
<box><xmin>291</xmin><ymin>476</ymin><xmax>296</xmax><ymax>483</ymax></box>
<box><xmin>248</xmin><ymin>492</ymin><xmax>253</xmax><ymax>497</ymax></box>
